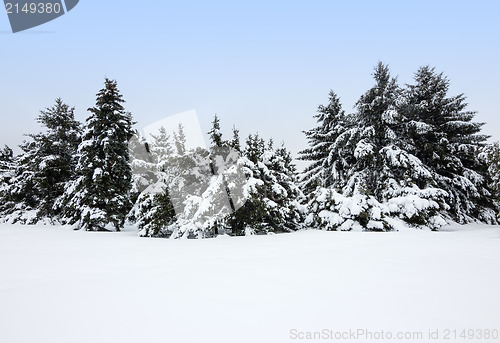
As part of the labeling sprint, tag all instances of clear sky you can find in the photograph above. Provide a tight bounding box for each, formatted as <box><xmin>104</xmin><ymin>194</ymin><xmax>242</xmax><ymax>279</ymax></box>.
<box><xmin>1</xmin><ymin>1</ymin><xmax>499</xmax><ymax>164</ymax></box>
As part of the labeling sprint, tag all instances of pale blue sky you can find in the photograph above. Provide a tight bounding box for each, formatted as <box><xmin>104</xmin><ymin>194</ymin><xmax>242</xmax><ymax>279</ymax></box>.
<box><xmin>1</xmin><ymin>1</ymin><xmax>499</xmax><ymax>161</ymax></box>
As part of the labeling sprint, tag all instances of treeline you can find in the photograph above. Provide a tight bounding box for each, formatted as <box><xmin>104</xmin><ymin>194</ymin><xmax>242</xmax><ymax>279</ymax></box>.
<box><xmin>0</xmin><ymin>64</ymin><xmax>499</xmax><ymax>236</ymax></box>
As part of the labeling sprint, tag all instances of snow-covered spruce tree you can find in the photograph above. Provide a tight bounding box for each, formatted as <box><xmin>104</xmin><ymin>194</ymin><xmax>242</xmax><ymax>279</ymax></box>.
<box><xmin>135</xmin><ymin>183</ymin><xmax>176</xmax><ymax>237</ymax></box>
<box><xmin>2</xmin><ymin>99</ymin><xmax>81</xmax><ymax>223</ymax></box>
<box><xmin>403</xmin><ymin>66</ymin><xmax>497</xmax><ymax>223</ymax></box>
<box><xmin>128</xmin><ymin>129</ymin><xmax>157</xmax><ymax>202</ymax></box>
<box><xmin>149</xmin><ymin>126</ymin><xmax>174</xmax><ymax>165</ymax></box>
<box><xmin>128</xmin><ymin>125</ymin><xmax>179</xmax><ymax>237</ymax></box>
<box><xmin>208</xmin><ymin>114</ymin><xmax>223</xmax><ymax>149</ymax></box>
<box><xmin>58</xmin><ymin>79</ymin><xmax>134</xmax><ymax>231</ymax></box>
<box><xmin>128</xmin><ymin>125</ymin><xmax>174</xmax><ymax>205</ymax></box>
<box><xmin>163</xmin><ymin>116</ymin><xmax>239</xmax><ymax>238</ymax></box>
<box><xmin>157</xmin><ymin>117</ymin><xmax>303</xmax><ymax>238</ymax></box>
<box><xmin>0</xmin><ymin>146</ymin><xmax>14</xmax><ymax>189</ymax></box>
<box><xmin>298</xmin><ymin>90</ymin><xmax>351</xmax><ymax>194</ymax></box>
<box><xmin>303</xmin><ymin>63</ymin><xmax>448</xmax><ymax>231</ymax></box>
<box><xmin>173</xmin><ymin>123</ymin><xmax>187</xmax><ymax>155</ymax></box>
<box><xmin>225</xmin><ymin>133</ymin><xmax>304</xmax><ymax>235</ymax></box>
<box><xmin>228</xmin><ymin>126</ymin><xmax>241</xmax><ymax>151</ymax></box>
<box><xmin>480</xmin><ymin>142</ymin><xmax>500</xmax><ymax>217</ymax></box>
<box><xmin>0</xmin><ymin>146</ymin><xmax>16</xmax><ymax>218</ymax></box>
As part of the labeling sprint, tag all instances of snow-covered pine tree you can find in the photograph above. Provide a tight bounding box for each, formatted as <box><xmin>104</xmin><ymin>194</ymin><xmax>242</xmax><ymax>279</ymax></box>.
<box><xmin>403</xmin><ymin>66</ymin><xmax>497</xmax><ymax>223</ymax></box>
<box><xmin>173</xmin><ymin>123</ymin><xmax>186</xmax><ymax>155</ymax></box>
<box><xmin>58</xmin><ymin>79</ymin><xmax>134</xmax><ymax>231</ymax></box>
<box><xmin>0</xmin><ymin>146</ymin><xmax>14</xmax><ymax>185</ymax></box>
<box><xmin>0</xmin><ymin>146</ymin><xmax>16</xmax><ymax>218</ymax></box>
<box><xmin>265</xmin><ymin>143</ymin><xmax>305</xmax><ymax>230</ymax></box>
<box><xmin>303</xmin><ymin>63</ymin><xmax>448</xmax><ymax>231</ymax></box>
<box><xmin>2</xmin><ymin>99</ymin><xmax>81</xmax><ymax>223</ymax></box>
<box><xmin>481</xmin><ymin>142</ymin><xmax>500</xmax><ymax>220</ymax></box>
<box><xmin>149</xmin><ymin>126</ymin><xmax>174</xmax><ymax>165</ymax></box>
<box><xmin>205</xmin><ymin>114</ymin><xmax>234</xmax><ymax>235</ymax></box>
<box><xmin>135</xmin><ymin>183</ymin><xmax>176</xmax><ymax>237</ymax></box>
<box><xmin>128</xmin><ymin>125</ymin><xmax>173</xmax><ymax>203</ymax></box>
<box><xmin>128</xmin><ymin>130</ymin><xmax>155</xmax><ymax>199</ymax></box>
<box><xmin>298</xmin><ymin>90</ymin><xmax>350</xmax><ymax>194</ymax></box>
<box><xmin>129</xmin><ymin>125</ymin><xmax>179</xmax><ymax>237</ymax></box>
<box><xmin>482</xmin><ymin>142</ymin><xmax>500</xmax><ymax>197</ymax></box>
<box><xmin>226</xmin><ymin>133</ymin><xmax>304</xmax><ymax>235</ymax></box>
<box><xmin>208</xmin><ymin>114</ymin><xmax>223</xmax><ymax>149</ymax></box>
<box><xmin>228</xmin><ymin>126</ymin><xmax>241</xmax><ymax>152</ymax></box>
<box><xmin>224</xmin><ymin>133</ymin><xmax>268</xmax><ymax>235</ymax></box>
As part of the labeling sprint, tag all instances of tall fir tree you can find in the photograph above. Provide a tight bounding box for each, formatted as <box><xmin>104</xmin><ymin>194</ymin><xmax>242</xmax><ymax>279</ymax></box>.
<box><xmin>2</xmin><ymin>99</ymin><xmax>81</xmax><ymax>223</ymax></box>
<box><xmin>58</xmin><ymin>79</ymin><xmax>134</xmax><ymax>231</ymax></box>
<box><xmin>402</xmin><ymin>66</ymin><xmax>497</xmax><ymax>223</ymax></box>
<box><xmin>298</xmin><ymin>90</ymin><xmax>350</xmax><ymax>194</ymax></box>
<box><xmin>173</xmin><ymin>123</ymin><xmax>186</xmax><ymax>155</ymax></box>
<box><xmin>208</xmin><ymin>114</ymin><xmax>224</xmax><ymax>148</ymax></box>
<box><xmin>347</xmin><ymin>62</ymin><xmax>402</xmax><ymax>198</ymax></box>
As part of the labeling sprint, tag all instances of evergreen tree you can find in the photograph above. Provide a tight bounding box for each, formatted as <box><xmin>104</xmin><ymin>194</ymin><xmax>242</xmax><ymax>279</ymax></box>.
<box><xmin>228</xmin><ymin>126</ymin><xmax>241</xmax><ymax>152</ymax></box>
<box><xmin>0</xmin><ymin>146</ymin><xmax>16</xmax><ymax>218</ymax></box>
<box><xmin>173</xmin><ymin>123</ymin><xmax>186</xmax><ymax>155</ymax></box>
<box><xmin>208</xmin><ymin>114</ymin><xmax>223</xmax><ymax>148</ymax></box>
<box><xmin>136</xmin><ymin>184</ymin><xmax>176</xmax><ymax>237</ymax></box>
<box><xmin>58</xmin><ymin>79</ymin><xmax>134</xmax><ymax>231</ymax></box>
<box><xmin>480</xmin><ymin>142</ymin><xmax>500</xmax><ymax>219</ymax></box>
<box><xmin>0</xmin><ymin>146</ymin><xmax>14</xmax><ymax>179</ymax></box>
<box><xmin>298</xmin><ymin>90</ymin><xmax>350</xmax><ymax>194</ymax></box>
<box><xmin>302</xmin><ymin>63</ymin><xmax>448</xmax><ymax>231</ymax></box>
<box><xmin>244</xmin><ymin>133</ymin><xmax>266</xmax><ymax>164</ymax></box>
<box><xmin>347</xmin><ymin>62</ymin><xmax>401</xmax><ymax>197</ymax></box>
<box><xmin>128</xmin><ymin>125</ymin><xmax>181</xmax><ymax>236</ymax></box>
<box><xmin>149</xmin><ymin>126</ymin><xmax>174</xmax><ymax>164</ymax></box>
<box><xmin>226</xmin><ymin>134</ymin><xmax>303</xmax><ymax>235</ymax></box>
<box><xmin>127</xmin><ymin>129</ymin><xmax>158</xmax><ymax>210</ymax></box>
<box><xmin>403</xmin><ymin>66</ymin><xmax>497</xmax><ymax>223</ymax></box>
<box><xmin>2</xmin><ymin>99</ymin><xmax>81</xmax><ymax>223</ymax></box>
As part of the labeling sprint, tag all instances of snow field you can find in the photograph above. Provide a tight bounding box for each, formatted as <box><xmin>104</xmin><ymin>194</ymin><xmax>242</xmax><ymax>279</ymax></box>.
<box><xmin>0</xmin><ymin>223</ymin><xmax>499</xmax><ymax>343</ymax></box>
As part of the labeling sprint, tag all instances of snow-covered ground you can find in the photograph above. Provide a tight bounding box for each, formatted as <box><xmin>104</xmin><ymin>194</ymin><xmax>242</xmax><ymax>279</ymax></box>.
<box><xmin>1</xmin><ymin>223</ymin><xmax>499</xmax><ymax>343</ymax></box>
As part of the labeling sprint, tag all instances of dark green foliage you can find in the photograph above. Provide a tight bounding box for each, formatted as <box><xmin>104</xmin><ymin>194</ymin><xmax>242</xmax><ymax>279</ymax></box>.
<box><xmin>228</xmin><ymin>126</ymin><xmax>241</xmax><ymax>152</ymax></box>
<box><xmin>402</xmin><ymin>66</ymin><xmax>496</xmax><ymax>223</ymax></box>
<box><xmin>302</xmin><ymin>63</ymin><xmax>449</xmax><ymax>231</ymax></box>
<box><xmin>1</xmin><ymin>99</ymin><xmax>81</xmax><ymax>223</ymax></box>
<box><xmin>137</xmin><ymin>187</ymin><xmax>176</xmax><ymax>237</ymax></box>
<box><xmin>0</xmin><ymin>145</ymin><xmax>15</xmax><ymax>216</ymax></box>
<box><xmin>226</xmin><ymin>134</ymin><xmax>303</xmax><ymax>235</ymax></box>
<box><xmin>208</xmin><ymin>114</ymin><xmax>223</xmax><ymax>148</ymax></box>
<box><xmin>349</xmin><ymin>62</ymin><xmax>402</xmax><ymax>198</ymax></box>
<box><xmin>480</xmin><ymin>142</ymin><xmax>500</xmax><ymax>219</ymax></box>
<box><xmin>59</xmin><ymin>79</ymin><xmax>134</xmax><ymax>231</ymax></box>
<box><xmin>299</xmin><ymin>90</ymin><xmax>350</xmax><ymax>194</ymax></box>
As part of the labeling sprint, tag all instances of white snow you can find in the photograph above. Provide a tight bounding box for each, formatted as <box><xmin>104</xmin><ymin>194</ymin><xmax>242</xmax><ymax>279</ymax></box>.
<box><xmin>0</xmin><ymin>223</ymin><xmax>499</xmax><ymax>343</ymax></box>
